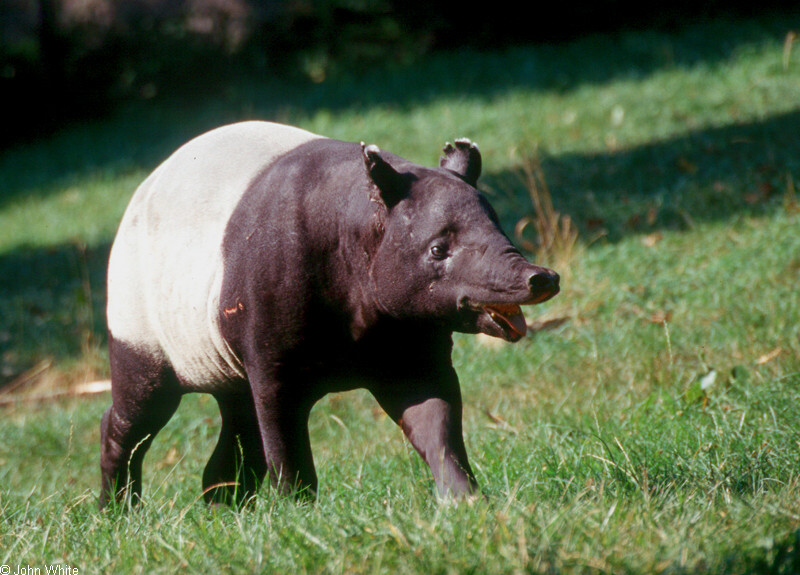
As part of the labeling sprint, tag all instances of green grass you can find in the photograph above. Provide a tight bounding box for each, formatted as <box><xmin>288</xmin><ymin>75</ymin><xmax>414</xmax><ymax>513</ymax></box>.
<box><xmin>1</xmin><ymin>14</ymin><xmax>799</xmax><ymax>574</ymax></box>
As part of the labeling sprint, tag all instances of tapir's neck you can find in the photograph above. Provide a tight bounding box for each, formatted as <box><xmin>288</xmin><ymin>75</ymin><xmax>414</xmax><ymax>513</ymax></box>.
<box><xmin>328</xmin><ymin>194</ymin><xmax>388</xmax><ymax>341</ymax></box>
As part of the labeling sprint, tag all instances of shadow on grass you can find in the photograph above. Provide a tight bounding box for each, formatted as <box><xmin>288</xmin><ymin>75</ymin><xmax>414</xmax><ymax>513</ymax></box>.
<box><xmin>486</xmin><ymin>108</ymin><xmax>800</xmax><ymax>242</ymax></box>
<box><xmin>731</xmin><ymin>529</ymin><xmax>800</xmax><ymax>575</ymax></box>
<box><xmin>0</xmin><ymin>241</ymin><xmax>110</xmax><ymax>389</ymax></box>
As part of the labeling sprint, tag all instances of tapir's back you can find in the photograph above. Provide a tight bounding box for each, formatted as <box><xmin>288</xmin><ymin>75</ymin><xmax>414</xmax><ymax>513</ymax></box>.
<box><xmin>106</xmin><ymin>121</ymin><xmax>322</xmax><ymax>389</ymax></box>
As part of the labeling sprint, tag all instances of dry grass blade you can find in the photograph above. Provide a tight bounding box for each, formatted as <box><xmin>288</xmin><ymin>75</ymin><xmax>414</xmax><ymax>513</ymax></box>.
<box><xmin>0</xmin><ymin>379</ymin><xmax>110</xmax><ymax>408</ymax></box>
<box><xmin>785</xmin><ymin>172</ymin><xmax>799</xmax><ymax>213</ymax></box>
<box><xmin>512</xmin><ymin>145</ymin><xmax>579</xmax><ymax>272</ymax></box>
<box><xmin>0</xmin><ymin>359</ymin><xmax>53</xmax><ymax>395</ymax></box>
<box><xmin>784</xmin><ymin>31</ymin><xmax>797</xmax><ymax>71</ymax></box>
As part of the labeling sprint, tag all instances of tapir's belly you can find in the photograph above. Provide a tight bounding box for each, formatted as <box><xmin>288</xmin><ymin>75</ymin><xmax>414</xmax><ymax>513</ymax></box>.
<box><xmin>107</xmin><ymin>121</ymin><xmax>322</xmax><ymax>391</ymax></box>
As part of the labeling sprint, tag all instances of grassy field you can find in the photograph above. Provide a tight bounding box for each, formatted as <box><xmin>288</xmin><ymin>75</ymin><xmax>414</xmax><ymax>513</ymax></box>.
<box><xmin>1</xmin><ymin>14</ymin><xmax>799</xmax><ymax>574</ymax></box>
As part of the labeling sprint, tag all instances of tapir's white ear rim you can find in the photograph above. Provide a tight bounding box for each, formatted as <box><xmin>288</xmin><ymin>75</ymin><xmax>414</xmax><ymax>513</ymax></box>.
<box><xmin>439</xmin><ymin>138</ymin><xmax>482</xmax><ymax>187</ymax></box>
<box><xmin>361</xmin><ymin>142</ymin><xmax>406</xmax><ymax>208</ymax></box>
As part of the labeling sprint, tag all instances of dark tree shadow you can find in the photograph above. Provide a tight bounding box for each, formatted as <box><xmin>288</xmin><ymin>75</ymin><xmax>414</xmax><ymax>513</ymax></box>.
<box><xmin>485</xmin><ymin>109</ymin><xmax>800</xmax><ymax>242</ymax></box>
<box><xmin>0</xmin><ymin>241</ymin><xmax>111</xmax><ymax>389</ymax></box>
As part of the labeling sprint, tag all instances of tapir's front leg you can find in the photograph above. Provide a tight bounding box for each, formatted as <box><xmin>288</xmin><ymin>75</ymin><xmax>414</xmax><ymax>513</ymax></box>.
<box><xmin>371</xmin><ymin>368</ymin><xmax>480</xmax><ymax>498</ymax></box>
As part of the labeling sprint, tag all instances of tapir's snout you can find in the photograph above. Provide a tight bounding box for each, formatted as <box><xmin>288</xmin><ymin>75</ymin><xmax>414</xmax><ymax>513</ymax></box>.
<box><xmin>525</xmin><ymin>267</ymin><xmax>560</xmax><ymax>304</ymax></box>
<box><xmin>466</xmin><ymin>262</ymin><xmax>561</xmax><ymax>343</ymax></box>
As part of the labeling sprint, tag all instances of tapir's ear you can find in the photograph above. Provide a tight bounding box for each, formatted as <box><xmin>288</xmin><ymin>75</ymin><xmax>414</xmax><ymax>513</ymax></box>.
<box><xmin>361</xmin><ymin>142</ymin><xmax>407</xmax><ymax>208</ymax></box>
<box><xmin>439</xmin><ymin>138</ymin><xmax>481</xmax><ymax>186</ymax></box>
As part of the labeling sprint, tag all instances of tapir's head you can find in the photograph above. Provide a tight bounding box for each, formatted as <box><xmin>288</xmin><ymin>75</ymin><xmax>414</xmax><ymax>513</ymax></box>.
<box><xmin>363</xmin><ymin>140</ymin><xmax>560</xmax><ymax>342</ymax></box>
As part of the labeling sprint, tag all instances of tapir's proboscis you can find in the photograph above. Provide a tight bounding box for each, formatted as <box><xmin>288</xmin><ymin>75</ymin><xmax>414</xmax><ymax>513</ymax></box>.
<box><xmin>100</xmin><ymin>121</ymin><xmax>559</xmax><ymax>508</ymax></box>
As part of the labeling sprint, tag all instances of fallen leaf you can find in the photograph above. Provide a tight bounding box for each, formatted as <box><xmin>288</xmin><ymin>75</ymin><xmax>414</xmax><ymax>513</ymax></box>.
<box><xmin>648</xmin><ymin>310</ymin><xmax>672</xmax><ymax>324</ymax></box>
<box><xmin>527</xmin><ymin>316</ymin><xmax>570</xmax><ymax>332</ymax></box>
<box><xmin>75</xmin><ymin>380</ymin><xmax>111</xmax><ymax>394</ymax></box>
<box><xmin>485</xmin><ymin>410</ymin><xmax>507</xmax><ymax>425</ymax></box>
<box><xmin>484</xmin><ymin>410</ymin><xmax>518</xmax><ymax>434</ymax></box>
<box><xmin>641</xmin><ymin>233</ymin><xmax>663</xmax><ymax>247</ymax></box>
<box><xmin>700</xmin><ymin>369</ymin><xmax>717</xmax><ymax>390</ymax></box>
<box><xmin>755</xmin><ymin>348</ymin><xmax>782</xmax><ymax>365</ymax></box>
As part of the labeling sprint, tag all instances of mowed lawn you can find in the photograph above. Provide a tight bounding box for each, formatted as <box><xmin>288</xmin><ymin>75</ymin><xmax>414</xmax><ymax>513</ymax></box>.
<box><xmin>1</xmin><ymin>15</ymin><xmax>799</xmax><ymax>574</ymax></box>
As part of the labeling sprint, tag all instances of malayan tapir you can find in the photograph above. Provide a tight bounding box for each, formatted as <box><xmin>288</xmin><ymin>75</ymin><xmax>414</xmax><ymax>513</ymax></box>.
<box><xmin>100</xmin><ymin>121</ymin><xmax>560</xmax><ymax>508</ymax></box>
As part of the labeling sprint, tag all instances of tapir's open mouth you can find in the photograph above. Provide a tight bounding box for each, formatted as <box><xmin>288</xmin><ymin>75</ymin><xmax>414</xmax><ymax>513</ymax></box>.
<box><xmin>482</xmin><ymin>303</ymin><xmax>527</xmax><ymax>342</ymax></box>
<box><xmin>476</xmin><ymin>290</ymin><xmax>559</xmax><ymax>343</ymax></box>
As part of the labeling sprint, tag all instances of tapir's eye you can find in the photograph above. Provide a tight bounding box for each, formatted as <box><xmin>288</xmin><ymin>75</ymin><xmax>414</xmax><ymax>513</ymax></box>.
<box><xmin>430</xmin><ymin>244</ymin><xmax>448</xmax><ymax>260</ymax></box>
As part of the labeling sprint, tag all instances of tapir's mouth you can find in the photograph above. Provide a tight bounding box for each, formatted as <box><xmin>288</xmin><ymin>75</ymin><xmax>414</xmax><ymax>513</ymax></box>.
<box><xmin>482</xmin><ymin>303</ymin><xmax>527</xmax><ymax>342</ymax></box>
<box><xmin>475</xmin><ymin>290</ymin><xmax>560</xmax><ymax>342</ymax></box>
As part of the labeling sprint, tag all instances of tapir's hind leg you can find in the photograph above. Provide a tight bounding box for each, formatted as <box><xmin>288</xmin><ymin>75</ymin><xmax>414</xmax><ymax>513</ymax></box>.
<box><xmin>202</xmin><ymin>392</ymin><xmax>267</xmax><ymax>506</ymax></box>
<box><xmin>99</xmin><ymin>336</ymin><xmax>181</xmax><ymax>509</ymax></box>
